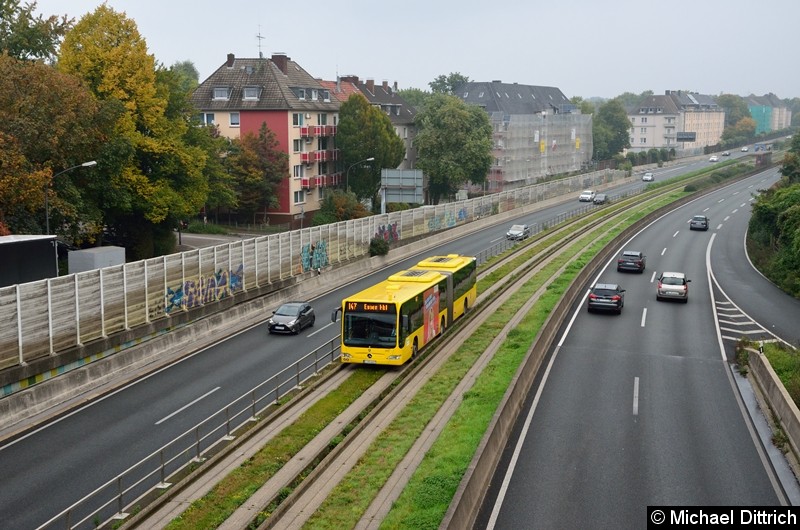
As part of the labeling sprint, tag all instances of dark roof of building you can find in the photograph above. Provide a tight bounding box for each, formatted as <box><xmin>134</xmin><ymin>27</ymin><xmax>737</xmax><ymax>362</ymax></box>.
<box><xmin>457</xmin><ymin>81</ymin><xmax>575</xmax><ymax>115</ymax></box>
<box><xmin>328</xmin><ymin>75</ymin><xmax>416</xmax><ymax>125</ymax></box>
<box><xmin>665</xmin><ymin>90</ymin><xmax>719</xmax><ymax>110</ymax></box>
<box><xmin>631</xmin><ymin>94</ymin><xmax>681</xmax><ymax>115</ymax></box>
<box><xmin>191</xmin><ymin>53</ymin><xmax>339</xmax><ymax>112</ymax></box>
<box><xmin>317</xmin><ymin>79</ymin><xmax>362</xmax><ymax>102</ymax></box>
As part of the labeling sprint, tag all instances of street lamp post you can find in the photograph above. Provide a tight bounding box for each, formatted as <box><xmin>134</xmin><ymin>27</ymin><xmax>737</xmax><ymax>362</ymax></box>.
<box><xmin>345</xmin><ymin>157</ymin><xmax>375</xmax><ymax>192</ymax></box>
<box><xmin>45</xmin><ymin>160</ymin><xmax>97</xmax><ymax>235</ymax></box>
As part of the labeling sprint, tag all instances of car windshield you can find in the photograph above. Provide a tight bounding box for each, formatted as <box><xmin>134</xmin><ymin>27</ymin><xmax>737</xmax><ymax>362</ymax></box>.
<box><xmin>275</xmin><ymin>304</ymin><xmax>302</xmax><ymax>316</ymax></box>
<box><xmin>510</xmin><ymin>225</ymin><xmax>524</xmax><ymax>231</ymax></box>
<box><xmin>661</xmin><ymin>277</ymin><xmax>684</xmax><ymax>285</ymax></box>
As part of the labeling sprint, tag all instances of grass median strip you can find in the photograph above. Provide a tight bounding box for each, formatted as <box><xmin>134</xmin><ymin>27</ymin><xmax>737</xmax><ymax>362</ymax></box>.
<box><xmin>165</xmin><ymin>367</ymin><xmax>386</xmax><ymax>530</ymax></box>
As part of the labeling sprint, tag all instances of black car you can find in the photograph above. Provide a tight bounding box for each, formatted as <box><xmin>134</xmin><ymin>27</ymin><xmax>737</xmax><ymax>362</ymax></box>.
<box><xmin>616</xmin><ymin>250</ymin><xmax>646</xmax><ymax>273</ymax></box>
<box><xmin>593</xmin><ymin>193</ymin><xmax>608</xmax><ymax>205</ymax></box>
<box><xmin>587</xmin><ymin>283</ymin><xmax>625</xmax><ymax>314</ymax></box>
<box><xmin>268</xmin><ymin>301</ymin><xmax>315</xmax><ymax>334</ymax></box>
<box><xmin>689</xmin><ymin>215</ymin><xmax>710</xmax><ymax>231</ymax></box>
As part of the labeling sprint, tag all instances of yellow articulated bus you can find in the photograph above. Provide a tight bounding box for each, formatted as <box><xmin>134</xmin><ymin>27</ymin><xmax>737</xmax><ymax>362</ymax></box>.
<box><xmin>332</xmin><ymin>254</ymin><xmax>477</xmax><ymax>365</ymax></box>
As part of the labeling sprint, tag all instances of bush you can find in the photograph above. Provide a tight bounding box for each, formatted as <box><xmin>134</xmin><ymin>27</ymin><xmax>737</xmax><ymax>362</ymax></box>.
<box><xmin>369</xmin><ymin>237</ymin><xmax>390</xmax><ymax>256</ymax></box>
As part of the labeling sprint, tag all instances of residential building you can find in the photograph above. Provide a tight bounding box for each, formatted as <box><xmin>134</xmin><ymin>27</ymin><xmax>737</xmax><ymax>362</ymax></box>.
<box><xmin>627</xmin><ymin>91</ymin><xmax>725</xmax><ymax>155</ymax></box>
<box><xmin>747</xmin><ymin>93</ymin><xmax>792</xmax><ymax>134</ymax></box>
<box><xmin>191</xmin><ymin>53</ymin><xmax>341</xmax><ymax>227</ymax></box>
<box><xmin>627</xmin><ymin>95</ymin><xmax>681</xmax><ymax>153</ymax></box>
<box><xmin>318</xmin><ymin>76</ymin><xmax>418</xmax><ymax>170</ymax></box>
<box><xmin>457</xmin><ymin>81</ymin><xmax>593</xmax><ymax>192</ymax></box>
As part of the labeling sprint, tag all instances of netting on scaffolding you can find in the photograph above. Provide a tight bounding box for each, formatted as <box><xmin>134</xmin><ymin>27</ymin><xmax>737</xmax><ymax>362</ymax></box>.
<box><xmin>491</xmin><ymin>112</ymin><xmax>594</xmax><ymax>189</ymax></box>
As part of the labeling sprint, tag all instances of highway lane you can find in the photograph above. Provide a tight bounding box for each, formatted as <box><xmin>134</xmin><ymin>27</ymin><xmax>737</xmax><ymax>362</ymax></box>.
<box><xmin>480</xmin><ymin>169</ymin><xmax>799</xmax><ymax>529</ymax></box>
<box><xmin>1</xmin><ymin>181</ymin><xmax>639</xmax><ymax>528</ymax></box>
<box><xmin>0</xmin><ymin>156</ymin><xmax>757</xmax><ymax>528</ymax></box>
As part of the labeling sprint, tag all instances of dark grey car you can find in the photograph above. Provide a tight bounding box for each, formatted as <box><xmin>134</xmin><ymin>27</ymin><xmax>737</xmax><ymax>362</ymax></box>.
<box><xmin>689</xmin><ymin>215</ymin><xmax>710</xmax><ymax>231</ymax></box>
<box><xmin>587</xmin><ymin>283</ymin><xmax>625</xmax><ymax>314</ymax></box>
<box><xmin>268</xmin><ymin>301</ymin><xmax>315</xmax><ymax>334</ymax></box>
<box><xmin>617</xmin><ymin>250</ymin><xmax>646</xmax><ymax>273</ymax></box>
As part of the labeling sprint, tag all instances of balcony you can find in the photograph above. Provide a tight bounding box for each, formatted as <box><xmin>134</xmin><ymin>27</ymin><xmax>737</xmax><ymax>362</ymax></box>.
<box><xmin>312</xmin><ymin>125</ymin><xmax>323</xmax><ymax>137</ymax></box>
<box><xmin>314</xmin><ymin>150</ymin><xmax>329</xmax><ymax>162</ymax></box>
<box><xmin>325</xmin><ymin>125</ymin><xmax>337</xmax><ymax>136</ymax></box>
<box><xmin>315</xmin><ymin>175</ymin><xmax>326</xmax><ymax>188</ymax></box>
<box><xmin>300</xmin><ymin>126</ymin><xmax>310</xmax><ymax>137</ymax></box>
<box><xmin>300</xmin><ymin>176</ymin><xmax>316</xmax><ymax>189</ymax></box>
<box><xmin>300</xmin><ymin>152</ymin><xmax>313</xmax><ymax>164</ymax></box>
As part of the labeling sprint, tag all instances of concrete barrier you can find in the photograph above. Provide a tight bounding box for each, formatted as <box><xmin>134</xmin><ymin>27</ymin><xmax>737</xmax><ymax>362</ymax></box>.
<box><xmin>748</xmin><ymin>350</ymin><xmax>800</xmax><ymax>464</ymax></box>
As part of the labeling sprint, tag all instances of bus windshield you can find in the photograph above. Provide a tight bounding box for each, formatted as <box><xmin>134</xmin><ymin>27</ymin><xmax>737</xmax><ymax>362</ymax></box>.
<box><xmin>343</xmin><ymin>310</ymin><xmax>397</xmax><ymax>348</ymax></box>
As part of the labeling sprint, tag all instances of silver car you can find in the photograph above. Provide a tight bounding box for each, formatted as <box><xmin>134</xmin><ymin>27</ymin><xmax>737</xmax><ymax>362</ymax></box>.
<box><xmin>656</xmin><ymin>272</ymin><xmax>691</xmax><ymax>303</ymax></box>
<box><xmin>506</xmin><ymin>224</ymin><xmax>531</xmax><ymax>240</ymax></box>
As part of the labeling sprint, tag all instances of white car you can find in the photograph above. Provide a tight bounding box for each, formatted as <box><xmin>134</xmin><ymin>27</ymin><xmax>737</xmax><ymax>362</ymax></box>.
<box><xmin>741</xmin><ymin>146</ymin><xmax>749</xmax><ymax>152</ymax></box>
<box><xmin>642</xmin><ymin>172</ymin><xmax>654</xmax><ymax>182</ymax></box>
<box><xmin>709</xmin><ymin>155</ymin><xmax>719</xmax><ymax>162</ymax></box>
<box><xmin>578</xmin><ymin>190</ymin><xmax>595</xmax><ymax>202</ymax></box>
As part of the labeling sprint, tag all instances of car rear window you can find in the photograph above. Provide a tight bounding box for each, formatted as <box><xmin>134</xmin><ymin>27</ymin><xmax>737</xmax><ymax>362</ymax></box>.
<box><xmin>622</xmin><ymin>251</ymin><xmax>640</xmax><ymax>258</ymax></box>
<box><xmin>661</xmin><ymin>277</ymin><xmax>684</xmax><ymax>285</ymax></box>
<box><xmin>593</xmin><ymin>289</ymin><xmax>618</xmax><ymax>296</ymax></box>
<box><xmin>692</xmin><ymin>216</ymin><xmax>706</xmax><ymax>221</ymax></box>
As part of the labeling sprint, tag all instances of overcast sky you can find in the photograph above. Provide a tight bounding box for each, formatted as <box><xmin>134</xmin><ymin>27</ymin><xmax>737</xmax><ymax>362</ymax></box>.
<box><xmin>34</xmin><ymin>0</ymin><xmax>799</xmax><ymax>100</ymax></box>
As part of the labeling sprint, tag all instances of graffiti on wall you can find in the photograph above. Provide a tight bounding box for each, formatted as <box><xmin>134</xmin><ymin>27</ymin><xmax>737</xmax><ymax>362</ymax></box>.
<box><xmin>300</xmin><ymin>241</ymin><xmax>329</xmax><ymax>273</ymax></box>
<box><xmin>165</xmin><ymin>263</ymin><xmax>245</xmax><ymax>314</ymax></box>
<box><xmin>427</xmin><ymin>207</ymin><xmax>468</xmax><ymax>232</ymax></box>
<box><xmin>375</xmin><ymin>222</ymin><xmax>400</xmax><ymax>243</ymax></box>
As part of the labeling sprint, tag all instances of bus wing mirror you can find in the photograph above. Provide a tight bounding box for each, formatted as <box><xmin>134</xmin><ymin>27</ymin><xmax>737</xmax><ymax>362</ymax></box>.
<box><xmin>331</xmin><ymin>308</ymin><xmax>341</xmax><ymax>323</ymax></box>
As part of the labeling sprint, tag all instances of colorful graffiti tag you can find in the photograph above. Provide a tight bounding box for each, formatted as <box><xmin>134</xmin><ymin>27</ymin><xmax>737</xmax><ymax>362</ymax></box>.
<box><xmin>427</xmin><ymin>207</ymin><xmax>468</xmax><ymax>232</ymax></box>
<box><xmin>375</xmin><ymin>222</ymin><xmax>400</xmax><ymax>243</ymax></box>
<box><xmin>165</xmin><ymin>263</ymin><xmax>244</xmax><ymax>313</ymax></box>
<box><xmin>300</xmin><ymin>241</ymin><xmax>330</xmax><ymax>273</ymax></box>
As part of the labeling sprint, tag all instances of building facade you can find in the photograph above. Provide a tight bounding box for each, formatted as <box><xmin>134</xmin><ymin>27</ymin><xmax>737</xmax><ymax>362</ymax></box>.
<box><xmin>191</xmin><ymin>53</ymin><xmax>341</xmax><ymax>227</ymax></box>
<box><xmin>458</xmin><ymin>81</ymin><xmax>593</xmax><ymax>192</ymax></box>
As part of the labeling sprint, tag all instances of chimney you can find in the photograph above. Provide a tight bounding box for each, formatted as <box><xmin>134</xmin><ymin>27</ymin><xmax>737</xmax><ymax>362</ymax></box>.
<box><xmin>393</xmin><ymin>81</ymin><xmax>398</xmax><ymax>93</ymax></box>
<box><xmin>382</xmin><ymin>80</ymin><xmax>389</xmax><ymax>92</ymax></box>
<box><xmin>226</xmin><ymin>53</ymin><xmax>235</xmax><ymax>67</ymax></box>
<box><xmin>366</xmin><ymin>79</ymin><xmax>374</xmax><ymax>93</ymax></box>
<box><xmin>271</xmin><ymin>53</ymin><xmax>289</xmax><ymax>74</ymax></box>
<box><xmin>340</xmin><ymin>75</ymin><xmax>359</xmax><ymax>84</ymax></box>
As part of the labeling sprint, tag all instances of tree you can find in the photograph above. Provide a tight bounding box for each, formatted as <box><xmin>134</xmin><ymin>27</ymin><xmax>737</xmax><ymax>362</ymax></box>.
<box><xmin>721</xmin><ymin>117</ymin><xmax>756</xmax><ymax>144</ymax></box>
<box><xmin>429</xmin><ymin>72</ymin><xmax>470</xmax><ymax>95</ymax></box>
<box><xmin>0</xmin><ymin>132</ymin><xmax>51</xmax><ymax>233</ymax></box>
<box><xmin>414</xmin><ymin>94</ymin><xmax>493</xmax><ymax>204</ymax></box>
<box><xmin>613</xmin><ymin>91</ymin><xmax>653</xmax><ymax>110</ymax></box>
<box><xmin>570</xmin><ymin>96</ymin><xmax>595</xmax><ymax>115</ymax></box>
<box><xmin>593</xmin><ymin>99</ymin><xmax>631</xmax><ymax>160</ymax></box>
<box><xmin>0</xmin><ymin>53</ymin><xmax>113</xmax><ymax>239</ymax></box>
<box><xmin>227</xmin><ymin>123</ymin><xmax>288</xmax><ymax>223</ymax></box>
<box><xmin>397</xmin><ymin>87</ymin><xmax>430</xmax><ymax>109</ymax></box>
<box><xmin>312</xmin><ymin>189</ymin><xmax>370</xmax><ymax>225</ymax></box>
<box><xmin>0</xmin><ymin>0</ymin><xmax>71</xmax><ymax>62</ymax></box>
<box><xmin>716</xmin><ymin>94</ymin><xmax>750</xmax><ymax>128</ymax></box>
<box><xmin>336</xmin><ymin>94</ymin><xmax>404</xmax><ymax>202</ymax></box>
<box><xmin>57</xmin><ymin>5</ymin><xmax>209</xmax><ymax>258</ymax></box>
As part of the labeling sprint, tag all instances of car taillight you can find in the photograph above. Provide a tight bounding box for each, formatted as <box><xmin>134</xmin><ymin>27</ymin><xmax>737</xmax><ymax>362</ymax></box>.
<box><xmin>589</xmin><ymin>294</ymin><xmax>597</xmax><ymax>300</ymax></box>
<box><xmin>657</xmin><ymin>281</ymin><xmax>663</xmax><ymax>289</ymax></box>
<box><xmin>611</xmin><ymin>295</ymin><xmax>620</xmax><ymax>301</ymax></box>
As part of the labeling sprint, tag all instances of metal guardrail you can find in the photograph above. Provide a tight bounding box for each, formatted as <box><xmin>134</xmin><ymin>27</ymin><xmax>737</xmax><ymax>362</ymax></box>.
<box><xmin>37</xmin><ymin>339</ymin><xmax>341</xmax><ymax>530</ymax></box>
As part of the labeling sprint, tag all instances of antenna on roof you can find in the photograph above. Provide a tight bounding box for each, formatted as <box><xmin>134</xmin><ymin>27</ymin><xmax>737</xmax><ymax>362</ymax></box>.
<box><xmin>256</xmin><ymin>25</ymin><xmax>265</xmax><ymax>59</ymax></box>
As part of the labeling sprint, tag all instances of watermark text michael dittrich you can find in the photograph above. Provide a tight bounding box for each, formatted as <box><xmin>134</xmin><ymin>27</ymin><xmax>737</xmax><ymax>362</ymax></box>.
<box><xmin>648</xmin><ymin>507</ymin><xmax>798</xmax><ymax>526</ymax></box>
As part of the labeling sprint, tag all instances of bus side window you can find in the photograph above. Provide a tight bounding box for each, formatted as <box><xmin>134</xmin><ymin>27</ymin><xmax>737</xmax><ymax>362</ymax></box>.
<box><xmin>402</xmin><ymin>314</ymin><xmax>409</xmax><ymax>332</ymax></box>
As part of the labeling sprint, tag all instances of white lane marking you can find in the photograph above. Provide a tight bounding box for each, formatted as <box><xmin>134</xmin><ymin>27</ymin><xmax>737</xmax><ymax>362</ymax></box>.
<box><xmin>731</xmin><ymin>209</ymin><xmax>738</xmax><ymax>214</ymax></box>
<box><xmin>650</xmin><ymin>271</ymin><xmax>656</xmax><ymax>283</ymax></box>
<box><xmin>672</xmin><ymin>230</ymin><xmax>680</xmax><ymax>238</ymax></box>
<box><xmin>633</xmin><ymin>377</ymin><xmax>640</xmax><ymax>416</ymax></box>
<box><xmin>307</xmin><ymin>322</ymin><xmax>335</xmax><ymax>337</ymax></box>
<box><xmin>640</xmin><ymin>307</ymin><xmax>647</xmax><ymax>328</ymax></box>
<box><xmin>156</xmin><ymin>387</ymin><xmax>220</xmax><ymax>425</ymax></box>
<box><xmin>661</xmin><ymin>248</ymin><xmax>667</xmax><ymax>256</ymax></box>
<box><xmin>716</xmin><ymin>224</ymin><xmax>722</xmax><ymax>230</ymax></box>
<box><xmin>724</xmin><ymin>215</ymin><xmax>731</xmax><ymax>221</ymax></box>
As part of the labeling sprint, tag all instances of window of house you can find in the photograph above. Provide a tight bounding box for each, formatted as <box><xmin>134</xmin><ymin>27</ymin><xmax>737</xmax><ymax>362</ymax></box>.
<box><xmin>641</xmin><ymin>117</ymin><xmax>648</xmax><ymax>123</ymax></box>
<box><xmin>229</xmin><ymin>112</ymin><xmax>240</xmax><ymax>127</ymax></box>
<box><xmin>293</xmin><ymin>165</ymin><xmax>304</xmax><ymax>178</ymax></box>
<box><xmin>630</xmin><ymin>137</ymin><xmax>634</xmax><ymax>144</ymax></box>
<box><xmin>293</xmin><ymin>139</ymin><xmax>302</xmax><ymax>153</ymax></box>
<box><xmin>293</xmin><ymin>113</ymin><xmax>304</xmax><ymax>126</ymax></box>
<box><xmin>318</xmin><ymin>113</ymin><xmax>327</xmax><ymax>126</ymax></box>
<box><xmin>311</xmin><ymin>89</ymin><xmax>318</xmax><ymax>100</ymax></box>
<box><xmin>296</xmin><ymin>88</ymin><xmax>306</xmax><ymax>100</ymax></box>
<box><xmin>478</xmin><ymin>92</ymin><xmax>484</xmax><ymax>98</ymax></box>
<box><xmin>318</xmin><ymin>187</ymin><xmax>324</xmax><ymax>200</ymax></box>
<box><xmin>403</xmin><ymin>127</ymin><xmax>408</xmax><ymax>139</ymax></box>
<box><xmin>640</xmin><ymin>128</ymin><xmax>646</xmax><ymax>134</ymax></box>
<box><xmin>640</xmin><ymin>138</ymin><xmax>647</xmax><ymax>144</ymax></box>
<box><xmin>322</xmin><ymin>90</ymin><xmax>330</xmax><ymax>102</ymax></box>
<box><xmin>243</xmin><ymin>87</ymin><xmax>260</xmax><ymax>100</ymax></box>
<box><xmin>294</xmin><ymin>190</ymin><xmax>306</xmax><ymax>204</ymax></box>
<box><xmin>213</xmin><ymin>87</ymin><xmax>229</xmax><ymax>100</ymax></box>
<box><xmin>196</xmin><ymin>112</ymin><xmax>215</xmax><ymax>125</ymax></box>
